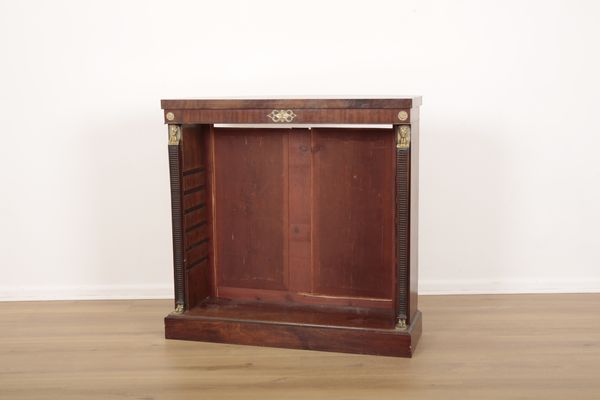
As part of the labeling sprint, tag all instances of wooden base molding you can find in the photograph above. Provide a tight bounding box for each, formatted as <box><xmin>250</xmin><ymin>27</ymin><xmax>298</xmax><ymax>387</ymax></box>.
<box><xmin>165</xmin><ymin>300</ymin><xmax>422</xmax><ymax>357</ymax></box>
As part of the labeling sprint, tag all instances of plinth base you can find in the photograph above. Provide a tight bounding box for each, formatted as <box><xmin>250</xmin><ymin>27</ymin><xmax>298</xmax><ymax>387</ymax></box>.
<box><xmin>165</xmin><ymin>299</ymin><xmax>421</xmax><ymax>357</ymax></box>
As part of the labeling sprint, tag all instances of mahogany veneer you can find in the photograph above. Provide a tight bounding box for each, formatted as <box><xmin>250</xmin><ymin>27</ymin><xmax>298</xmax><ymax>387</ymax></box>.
<box><xmin>161</xmin><ymin>97</ymin><xmax>421</xmax><ymax>357</ymax></box>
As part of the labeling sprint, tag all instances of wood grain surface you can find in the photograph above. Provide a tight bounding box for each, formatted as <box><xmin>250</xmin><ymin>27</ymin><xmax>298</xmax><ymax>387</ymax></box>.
<box><xmin>163</xmin><ymin>108</ymin><xmax>417</xmax><ymax>125</ymax></box>
<box><xmin>213</xmin><ymin>128</ymin><xmax>289</xmax><ymax>291</ymax></box>
<box><xmin>312</xmin><ymin>128</ymin><xmax>395</xmax><ymax>299</ymax></box>
<box><xmin>161</xmin><ymin>97</ymin><xmax>421</xmax><ymax>110</ymax></box>
<box><xmin>2</xmin><ymin>294</ymin><xmax>599</xmax><ymax>399</ymax></box>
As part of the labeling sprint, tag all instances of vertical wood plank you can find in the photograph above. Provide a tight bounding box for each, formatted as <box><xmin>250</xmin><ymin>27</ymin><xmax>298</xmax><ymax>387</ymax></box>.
<box><xmin>288</xmin><ymin>129</ymin><xmax>312</xmax><ymax>293</ymax></box>
<box><xmin>214</xmin><ymin>128</ymin><xmax>289</xmax><ymax>291</ymax></box>
<box><xmin>207</xmin><ymin>125</ymin><xmax>218</xmax><ymax>298</ymax></box>
<box><xmin>311</xmin><ymin>128</ymin><xmax>395</xmax><ymax>299</ymax></box>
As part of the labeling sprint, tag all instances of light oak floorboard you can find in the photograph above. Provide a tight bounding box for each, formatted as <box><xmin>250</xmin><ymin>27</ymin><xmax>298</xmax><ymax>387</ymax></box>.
<box><xmin>1</xmin><ymin>294</ymin><xmax>599</xmax><ymax>399</ymax></box>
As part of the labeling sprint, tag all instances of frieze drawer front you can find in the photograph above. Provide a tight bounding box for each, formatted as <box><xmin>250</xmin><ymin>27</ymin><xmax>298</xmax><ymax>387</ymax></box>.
<box><xmin>161</xmin><ymin>97</ymin><xmax>422</xmax><ymax>357</ymax></box>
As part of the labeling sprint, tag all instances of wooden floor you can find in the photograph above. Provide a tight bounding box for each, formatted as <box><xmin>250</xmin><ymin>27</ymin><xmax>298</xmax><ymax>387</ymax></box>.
<box><xmin>1</xmin><ymin>294</ymin><xmax>599</xmax><ymax>399</ymax></box>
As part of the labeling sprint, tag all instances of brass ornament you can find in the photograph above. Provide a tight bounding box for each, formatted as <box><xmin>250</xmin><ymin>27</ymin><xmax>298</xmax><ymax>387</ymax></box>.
<box><xmin>166</xmin><ymin>111</ymin><xmax>175</xmax><ymax>121</ymax></box>
<box><xmin>168</xmin><ymin>125</ymin><xmax>182</xmax><ymax>145</ymax></box>
<box><xmin>267</xmin><ymin>109</ymin><xmax>297</xmax><ymax>123</ymax></box>
<box><xmin>395</xmin><ymin>318</ymin><xmax>407</xmax><ymax>330</ymax></box>
<box><xmin>173</xmin><ymin>304</ymin><xmax>184</xmax><ymax>314</ymax></box>
<box><xmin>396</xmin><ymin>125</ymin><xmax>411</xmax><ymax>149</ymax></box>
<box><xmin>397</xmin><ymin>110</ymin><xmax>409</xmax><ymax>121</ymax></box>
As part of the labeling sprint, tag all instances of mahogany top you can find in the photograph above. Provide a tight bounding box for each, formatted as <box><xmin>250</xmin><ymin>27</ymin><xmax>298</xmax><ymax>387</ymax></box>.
<box><xmin>161</xmin><ymin>97</ymin><xmax>421</xmax><ymax>125</ymax></box>
<box><xmin>161</xmin><ymin>97</ymin><xmax>421</xmax><ymax>110</ymax></box>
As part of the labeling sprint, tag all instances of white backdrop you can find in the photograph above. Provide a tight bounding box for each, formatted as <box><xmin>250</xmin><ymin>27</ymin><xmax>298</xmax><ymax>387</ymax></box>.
<box><xmin>1</xmin><ymin>0</ymin><xmax>599</xmax><ymax>300</ymax></box>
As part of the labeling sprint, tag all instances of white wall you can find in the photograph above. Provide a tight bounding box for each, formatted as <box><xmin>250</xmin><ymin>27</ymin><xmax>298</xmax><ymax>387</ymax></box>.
<box><xmin>1</xmin><ymin>0</ymin><xmax>599</xmax><ymax>300</ymax></box>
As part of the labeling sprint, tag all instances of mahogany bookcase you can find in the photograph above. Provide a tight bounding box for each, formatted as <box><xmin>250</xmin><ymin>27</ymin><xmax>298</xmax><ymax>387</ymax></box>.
<box><xmin>161</xmin><ymin>97</ymin><xmax>421</xmax><ymax>357</ymax></box>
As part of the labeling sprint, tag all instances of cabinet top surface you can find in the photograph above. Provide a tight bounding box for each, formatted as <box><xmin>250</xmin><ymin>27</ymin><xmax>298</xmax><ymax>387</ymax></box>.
<box><xmin>161</xmin><ymin>97</ymin><xmax>422</xmax><ymax>110</ymax></box>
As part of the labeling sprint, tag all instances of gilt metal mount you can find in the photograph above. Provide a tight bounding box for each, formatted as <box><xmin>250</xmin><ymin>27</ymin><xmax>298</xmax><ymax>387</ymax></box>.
<box><xmin>395</xmin><ymin>318</ymin><xmax>408</xmax><ymax>330</ymax></box>
<box><xmin>396</xmin><ymin>125</ymin><xmax>410</xmax><ymax>149</ymax></box>
<box><xmin>267</xmin><ymin>109</ymin><xmax>297</xmax><ymax>123</ymax></box>
<box><xmin>168</xmin><ymin>125</ymin><xmax>182</xmax><ymax>145</ymax></box>
<box><xmin>397</xmin><ymin>110</ymin><xmax>409</xmax><ymax>121</ymax></box>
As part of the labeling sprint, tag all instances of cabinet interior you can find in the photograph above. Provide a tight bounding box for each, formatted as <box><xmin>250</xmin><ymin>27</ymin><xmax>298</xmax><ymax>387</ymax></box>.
<box><xmin>180</xmin><ymin>124</ymin><xmax>397</xmax><ymax>327</ymax></box>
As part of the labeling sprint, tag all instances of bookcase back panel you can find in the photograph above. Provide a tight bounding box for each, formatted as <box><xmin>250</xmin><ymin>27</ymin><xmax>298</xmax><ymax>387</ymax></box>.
<box><xmin>213</xmin><ymin>128</ymin><xmax>289</xmax><ymax>291</ymax></box>
<box><xmin>211</xmin><ymin>127</ymin><xmax>395</xmax><ymax>306</ymax></box>
<box><xmin>312</xmin><ymin>128</ymin><xmax>395</xmax><ymax>299</ymax></box>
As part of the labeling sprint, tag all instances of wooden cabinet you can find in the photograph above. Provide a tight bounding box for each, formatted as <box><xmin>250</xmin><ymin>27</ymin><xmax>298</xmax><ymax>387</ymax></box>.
<box><xmin>161</xmin><ymin>98</ymin><xmax>422</xmax><ymax>357</ymax></box>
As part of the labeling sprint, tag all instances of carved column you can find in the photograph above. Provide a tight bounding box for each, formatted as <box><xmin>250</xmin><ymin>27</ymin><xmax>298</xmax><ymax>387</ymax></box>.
<box><xmin>168</xmin><ymin>124</ymin><xmax>185</xmax><ymax>314</ymax></box>
<box><xmin>395</xmin><ymin>124</ymin><xmax>411</xmax><ymax>329</ymax></box>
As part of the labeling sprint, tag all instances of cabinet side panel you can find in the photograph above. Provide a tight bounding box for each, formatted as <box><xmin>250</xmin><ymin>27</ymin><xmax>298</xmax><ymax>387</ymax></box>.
<box><xmin>312</xmin><ymin>128</ymin><xmax>395</xmax><ymax>299</ymax></box>
<box><xmin>181</xmin><ymin>125</ymin><xmax>211</xmax><ymax>308</ymax></box>
<box><xmin>214</xmin><ymin>128</ymin><xmax>289</xmax><ymax>291</ymax></box>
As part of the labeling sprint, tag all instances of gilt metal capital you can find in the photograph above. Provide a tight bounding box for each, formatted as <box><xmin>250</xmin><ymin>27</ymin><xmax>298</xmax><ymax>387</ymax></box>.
<box><xmin>168</xmin><ymin>125</ymin><xmax>182</xmax><ymax>145</ymax></box>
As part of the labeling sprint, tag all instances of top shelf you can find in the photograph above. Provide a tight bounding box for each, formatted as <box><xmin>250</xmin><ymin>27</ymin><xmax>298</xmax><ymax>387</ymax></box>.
<box><xmin>161</xmin><ymin>97</ymin><xmax>422</xmax><ymax>110</ymax></box>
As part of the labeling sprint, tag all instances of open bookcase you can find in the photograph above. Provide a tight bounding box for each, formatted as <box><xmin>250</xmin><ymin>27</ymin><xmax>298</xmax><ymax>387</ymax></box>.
<box><xmin>161</xmin><ymin>98</ymin><xmax>421</xmax><ymax>357</ymax></box>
